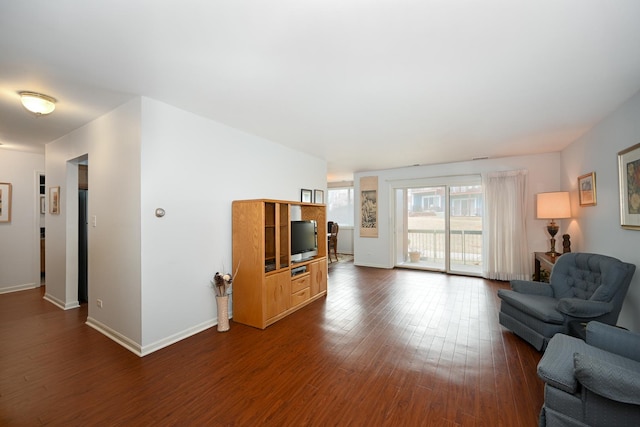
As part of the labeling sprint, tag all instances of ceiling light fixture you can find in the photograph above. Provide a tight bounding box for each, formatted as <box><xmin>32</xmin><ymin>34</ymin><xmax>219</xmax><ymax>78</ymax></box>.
<box><xmin>19</xmin><ymin>91</ymin><xmax>57</xmax><ymax>115</ymax></box>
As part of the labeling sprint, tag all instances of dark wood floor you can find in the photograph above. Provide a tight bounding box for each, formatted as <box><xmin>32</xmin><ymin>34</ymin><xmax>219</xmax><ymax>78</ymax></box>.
<box><xmin>1</xmin><ymin>261</ymin><xmax>543</xmax><ymax>426</ymax></box>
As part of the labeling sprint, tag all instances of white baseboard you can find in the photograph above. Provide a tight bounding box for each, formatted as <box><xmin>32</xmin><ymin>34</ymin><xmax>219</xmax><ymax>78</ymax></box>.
<box><xmin>86</xmin><ymin>316</ymin><xmax>219</xmax><ymax>357</ymax></box>
<box><xmin>86</xmin><ymin>316</ymin><xmax>143</xmax><ymax>356</ymax></box>
<box><xmin>0</xmin><ymin>282</ymin><xmax>40</xmax><ymax>294</ymax></box>
<box><xmin>43</xmin><ymin>293</ymin><xmax>80</xmax><ymax>310</ymax></box>
<box><xmin>353</xmin><ymin>261</ymin><xmax>393</xmax><ymax>269</ymax></box>
<box><xmin>140</xmin><ymin>318</ymin><xmax>216</xmax><ymax>356</ymax></box>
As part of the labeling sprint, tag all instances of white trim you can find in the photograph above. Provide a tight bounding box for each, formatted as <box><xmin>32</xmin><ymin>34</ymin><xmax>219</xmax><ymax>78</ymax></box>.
<box><xmin>353</xmin><ymin>260</ymin><xmax>392</xmax><ymax>269</ymax></box>
<box><xmin>139</xmin><ymin>319</ymin><xmax>217</xmax><ymax>356</ymax></box>
<box><xmin>43</xmin><ymin>292</ymin><xmax>79</xmax><ymax>310</ymax></box>
<box><xmin>0</xmin><ymin>283</ymin><xmax>40</xmax><ymax>294</ymax></box>
<box><xmin>86</xmin><ymin>316</ymin><xmax>143</xmax><ymax>356</ymax></box>
<box><xmin>86</xmin><ymin>316</ymin><xmax>218</xmax><ymax>357</ymax></box>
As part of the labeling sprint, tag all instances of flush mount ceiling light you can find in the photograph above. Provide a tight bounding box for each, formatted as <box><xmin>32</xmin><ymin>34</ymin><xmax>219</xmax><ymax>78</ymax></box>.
<box><xmin>19</xmin><ymin>91</ymin><xmax>57</xmax><ymax>115</ymax></box>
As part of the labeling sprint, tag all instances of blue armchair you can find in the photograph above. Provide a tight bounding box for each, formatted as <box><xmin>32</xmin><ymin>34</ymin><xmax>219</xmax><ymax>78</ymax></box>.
<box><xmin>498</xmin><ymin>252</ymin><xmax>635</xmax><ymax>351</ymax></box>
<box><xmin>537</xmin><ymin>322</ymin><xmax>640</xmax><ymax>426</ymax></box>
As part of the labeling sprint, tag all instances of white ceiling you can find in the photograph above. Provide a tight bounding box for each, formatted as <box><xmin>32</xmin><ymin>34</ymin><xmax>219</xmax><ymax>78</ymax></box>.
<box><xmin>2</xmin><ymin>1</ymin><xmax>640</xmax><ymax>182</ymax></box>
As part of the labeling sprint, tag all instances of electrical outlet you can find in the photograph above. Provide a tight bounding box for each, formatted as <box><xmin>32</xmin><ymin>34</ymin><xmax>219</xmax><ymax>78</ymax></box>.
<box><xmin>96</xmin><ymin>299</ymin><xmax>103</xmax><ymax>308</ymax></box>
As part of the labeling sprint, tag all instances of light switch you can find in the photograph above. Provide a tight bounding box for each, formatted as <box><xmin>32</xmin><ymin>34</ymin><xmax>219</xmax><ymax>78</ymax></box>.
<box><xmin>92</xmin><ymin>215</ymin><xmax>97</xmax><ymax>227</ymax></box>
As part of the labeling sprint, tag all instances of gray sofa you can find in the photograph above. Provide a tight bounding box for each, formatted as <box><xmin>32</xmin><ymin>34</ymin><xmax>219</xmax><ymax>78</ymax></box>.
<box><xmin>498</xmin><ymin>252</ymin><xmax>635</xmax><ymax>351</ymax></box>
<box><xmin>537</xmin><ymin>322</ymin><xmax>640</xmax><ymax>426</ymax></box>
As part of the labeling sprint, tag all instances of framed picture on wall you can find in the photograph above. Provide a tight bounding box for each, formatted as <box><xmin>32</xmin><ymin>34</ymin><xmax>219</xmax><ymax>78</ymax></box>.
<box><xmin>50</xmin><ymin>186</ymin><xmax>61</xmax><ymax>215</ymax></box>
<box><xmin>314</xmin><ymin>189</ymin><xmax>324</xmax><ymax>204</ymax></box>
<box><xmin>578</xmin><ymin>172</ymin><xmax>596</xmax><ymax>206</ymax></box>
<box><xmin>0</xmin><ymin>182</ymin><xmax>12</xmax><ymax>223</ymax></box>
<box><xmin>618</xmin><ymin>142</ymin><xmax>640</xmax><ymax>229</ymax></box>
<box><xmin>301</xmin><ymin>189</ymin><xmax>312</xmax><ymax>203</ymax></box>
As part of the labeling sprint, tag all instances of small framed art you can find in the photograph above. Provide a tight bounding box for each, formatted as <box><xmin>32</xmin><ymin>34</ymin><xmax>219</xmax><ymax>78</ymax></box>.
<box><xmin>578</xmin><ymin>172</ymin><xmax>596</xmax><ymax>206</ymax></box>
<box><xmin>314</xmin><ymin>189</ymin><xmax>324</xmax><ymax>204</ymax></box>
<box><xmin>301</xmin><ymin>189</ymin><xmax>312</xmax><ymax>203</ymax></box>
<box><xmin>618</xmin><ymin>142</ymin><xmax>640</xmax><ymax>229</ymax></box>
<box><xmin>50</xmin><ymin>186</ymin><xmax>61</xmax><ymax>215</ymax></box>
<box><xmin>0</xmin><ymin>182</ymin><xmax>12</xmax><ymax>223</ymax></box>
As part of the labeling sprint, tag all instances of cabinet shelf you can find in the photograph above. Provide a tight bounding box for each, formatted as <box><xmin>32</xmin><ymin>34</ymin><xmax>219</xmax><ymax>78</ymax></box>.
<box><xmin>232</xmin><ymin>199</ymin><xmax>327</xmax><ymax>329</ymax></box>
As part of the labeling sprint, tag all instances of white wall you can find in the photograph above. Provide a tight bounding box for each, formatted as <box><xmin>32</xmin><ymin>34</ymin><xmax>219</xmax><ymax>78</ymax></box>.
<box><xmin>44</xmin><ymin>96</ymin><xmax>326</xmax><ymax>355</ymax></box>
<box><xmin>353</xmin><ymin>153</ymin><xmax>563</xmax><ymax>269</ymax></box>
<box><xmin>0</xmin><ymin>150</ymin><xmax>44</xmax><ymax>293</ymax></box>
<box><xmin>139</xmin><ymin>98</ymin><xmax>326</xmax><ymax>352</ymax></box>
<box><xmin>45</xmin><ymin>98</ymin><xmax>143</xmax><ymax>346</ymax></box>
<box><xmin>561</xmin><ymin>89</ymin><xmax>640</xmax><ymax>331</ymax></box>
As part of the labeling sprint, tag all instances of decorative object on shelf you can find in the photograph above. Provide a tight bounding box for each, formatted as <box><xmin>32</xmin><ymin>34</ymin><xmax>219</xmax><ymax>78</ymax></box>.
<box><xmin>313</xmin><ymin>189</ymin><xmax>324</xmax><ymax>204</ymax></box>
<box><xmin>49</xmin><ymin>186</ymin><xmax>60</xmax><ymax>215</ymax></box>
<box><xmin>562</xmin><ymin>234</ymin><xmax>571</xmax><ymax>253</ymax></box>
<box><xmin>618</xmin><ymin>142</ymin><xmax>640</xmax><ymax>229</ymax></box>
<box><xmin>212</xmin><ymin>270</ymin><xmax>236</xmax><ymax>332</ymax></box>
<box><xmin>301</xmin><ymin>188</ymin><xmax>312</xmax><ymax>203</ymax></box>
<box><xmin>536</xmin><ymin>191</ymin><xmax>571</xmax><ymax>256</ymax></box>
<box><xmin>0</xmin><ymin>182</ymin><xmax>12</xmax><ymax>223</ymax></box>
<box><xmin>578</xmin><ymin>172</ymin><xmax>596</xmax><ymax>206</ymax></box>
<box><xmin>360</xmin><ymin>176</ymin><xmax>378</xmax><ymax>238</ymax></box>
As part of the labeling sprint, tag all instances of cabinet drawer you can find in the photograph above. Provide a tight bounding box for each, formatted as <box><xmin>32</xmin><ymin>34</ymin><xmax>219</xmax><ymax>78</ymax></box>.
<box><xmin>291</xmin><ymin>287</ymin><xmax>311</xmax><ymax>307</ymax></box>
<box><xmin>291</xmin><ymin>274</ymin><xmax>310</xmax><ymax>293</ymax></box>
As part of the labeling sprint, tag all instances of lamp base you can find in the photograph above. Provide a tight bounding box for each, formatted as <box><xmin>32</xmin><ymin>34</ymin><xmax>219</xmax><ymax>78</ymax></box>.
<box><xmin>546</xmin><ymin>223</ymin><xmax>560</xmax><ymax>257</ymax></box>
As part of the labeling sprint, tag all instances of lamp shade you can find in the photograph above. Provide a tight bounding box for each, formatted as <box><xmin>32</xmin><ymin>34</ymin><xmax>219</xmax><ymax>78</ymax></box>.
<box><xmin>537</xmin><ymin>192</ymin><xmax>571</xmax><ymax>219</ymax></box>
<box><xmin>19</xmin><ymin>92</ymin><xmax>56</xmax><ymax>115</ymax></box>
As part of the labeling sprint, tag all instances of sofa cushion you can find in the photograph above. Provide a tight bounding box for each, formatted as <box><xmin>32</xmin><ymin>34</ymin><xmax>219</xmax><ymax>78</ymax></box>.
<box><xmin>498</xmin><ymin>290</ymin><xmax>564</xmax><ymax>324</ymax></box>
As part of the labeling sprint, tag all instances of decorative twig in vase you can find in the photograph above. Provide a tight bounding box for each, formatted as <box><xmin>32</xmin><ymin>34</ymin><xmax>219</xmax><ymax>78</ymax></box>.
<box><xmin>213</xmin><ymin>272</ymin><xmax>233</xmax><ymax>296</ymax></box>
<box><xmin>212</xmin><ymin>264</ymin><xmax>239</xmax><ymax>296</ymax></box>
<box><xmin>212</xmin><ymin>265</ymin><xmax>239</xmax><ymax>332</ymax></box>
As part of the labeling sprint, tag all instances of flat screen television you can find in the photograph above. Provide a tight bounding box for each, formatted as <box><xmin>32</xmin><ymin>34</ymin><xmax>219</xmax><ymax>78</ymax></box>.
<box><xmin>291</xmin><ymin>220</ymin><xmax>318</xmax><ymax>262</ymax></box>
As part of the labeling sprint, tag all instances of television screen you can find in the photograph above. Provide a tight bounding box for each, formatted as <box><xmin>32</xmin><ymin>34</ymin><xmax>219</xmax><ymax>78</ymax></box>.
<box><xmin>291</xmin><ymin>220</ymin><xmax>317</xmax><ymax>257</ymax></box>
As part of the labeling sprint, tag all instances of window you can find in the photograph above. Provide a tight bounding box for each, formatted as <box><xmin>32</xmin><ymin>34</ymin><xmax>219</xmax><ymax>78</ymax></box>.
<box><xmin>327</xmin><ymin>187</ymin><xmax>354</xmax><ymax>226</ymax></box>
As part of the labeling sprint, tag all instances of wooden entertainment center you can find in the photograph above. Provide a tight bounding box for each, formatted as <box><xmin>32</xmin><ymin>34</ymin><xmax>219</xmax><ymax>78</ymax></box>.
<box><xmin>231</xmin><ymin>199</ymin><xmax>327</xmax><ymax>329</ymax></box>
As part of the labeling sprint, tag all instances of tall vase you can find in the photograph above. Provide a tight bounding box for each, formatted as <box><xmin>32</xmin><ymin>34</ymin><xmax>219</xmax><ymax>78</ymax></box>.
<box><xmin>216</xmin><ymin>295</ymin><xmax>230</xmax><ymax>332</ymax></box>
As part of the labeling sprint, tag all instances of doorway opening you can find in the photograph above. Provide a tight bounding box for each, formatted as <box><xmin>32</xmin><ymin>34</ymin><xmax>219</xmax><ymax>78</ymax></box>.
<box><xmin>78</xmin><ymin>163</ymin><xmax>88</xmax><ymax>303</ymax></box>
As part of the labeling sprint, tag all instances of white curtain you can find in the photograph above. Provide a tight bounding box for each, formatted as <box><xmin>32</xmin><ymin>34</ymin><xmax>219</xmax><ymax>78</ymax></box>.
<box><xmin>482</xmin><ymin>170</ymin><xmax>530</xmax><ymax>280</ymax></box>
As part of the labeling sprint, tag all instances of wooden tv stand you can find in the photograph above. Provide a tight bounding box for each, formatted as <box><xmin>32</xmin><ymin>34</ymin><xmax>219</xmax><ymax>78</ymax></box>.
<box><xmin>232</xmin><ymin>199</ymin><xmax>327</xmax><ymax>329</ymax></box>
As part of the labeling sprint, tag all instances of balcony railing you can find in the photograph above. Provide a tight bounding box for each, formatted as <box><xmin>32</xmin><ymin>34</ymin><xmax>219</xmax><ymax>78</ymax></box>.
<box><xmin>408</xmin><ymin>229</ymin><xmax>482</xmax><ymax>265</ymax></box>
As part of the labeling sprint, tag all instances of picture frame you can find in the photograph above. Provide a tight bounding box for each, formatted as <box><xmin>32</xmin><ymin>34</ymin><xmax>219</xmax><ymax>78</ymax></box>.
<box><xmin>618</xmin><ymin>142</ymin><xmax>640</xmax><ymax>229</ymax></box>
<box><xmin>578</xmin><ymin>172</ymin><xmax>596</xmax><ymax>206</ymax></box>
<box><xmin>313</xmin><ymin>189</ymin><xmax>324</xmax><ymax>204</ymax></box>
<box><xmin>50</xmin><ymin>186</ymin><xmax>61</xmax><ymax>215</ymax></box>
<box><xmin>0</xmin><ymin>182</ymin><xmax>12</xmax><ymax>223</ymax></box>
<box><xmin>301</xmin><ymin>188</ymin><xmax>312</xmax><ymax>203</ymax></box>
<box><xmin>360</xmin><ymin>176</ymin><xmax>378</xmax><ymax>238</ymax></box>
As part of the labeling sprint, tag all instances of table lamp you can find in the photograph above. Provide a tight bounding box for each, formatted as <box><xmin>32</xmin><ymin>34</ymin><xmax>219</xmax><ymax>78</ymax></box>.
<box><xmin>536</xmin><ymin>191</ymin><xmax>571</xmax><ymax>256</ymax></box>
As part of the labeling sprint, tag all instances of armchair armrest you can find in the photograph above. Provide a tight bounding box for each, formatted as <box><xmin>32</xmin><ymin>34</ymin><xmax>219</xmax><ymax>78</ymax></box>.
<box><xmin>556</xmin><ymin>298</ymin><xmax>613</xmax><ymax>318</ymax></box>
<box><xmin>510</xmin><ymin>280</ymin><xmax>554</xmax><ymax>296</ymax></box>
<box><xmin>574</xmin><ymin>352</ymin><xmax>640</xmax><ymax>405</ymax></box>
<box><xmin>586</xmin><ymin>322</ymin><xmax>640</xmax><ymax>362</ymax></box>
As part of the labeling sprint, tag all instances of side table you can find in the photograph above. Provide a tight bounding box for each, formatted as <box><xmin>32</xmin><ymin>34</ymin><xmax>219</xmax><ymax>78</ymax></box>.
<box><xmin>568</xmin><ymin>321</ymin><xmax>588</xmax><ymax>340</ymax></box>
<box><xmin>534</xmin><ymin>252</ymin><xmax>560</xmax><ymax>282</ymax></box>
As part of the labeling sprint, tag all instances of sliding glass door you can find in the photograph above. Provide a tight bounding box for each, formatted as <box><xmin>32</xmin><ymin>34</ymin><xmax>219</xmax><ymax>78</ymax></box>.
<box><xmin>393</xmin><ymin>178</ymin><xmax>483</xmax><ymax>275</ymax></box>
